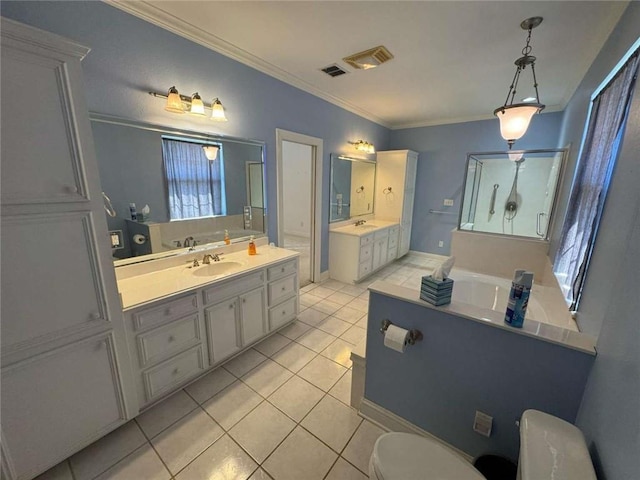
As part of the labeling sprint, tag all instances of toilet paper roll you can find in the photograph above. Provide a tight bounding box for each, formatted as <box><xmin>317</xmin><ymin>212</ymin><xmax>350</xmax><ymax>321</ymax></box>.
<box><xmin>132</xmin><ymin>234</ymin><xmax>147</xmax><ymax>245</ymax></box>
<box><xmin>384</xmin><ymin>324</ymin><xmax>409</xmax><ymax>353</ymax></box>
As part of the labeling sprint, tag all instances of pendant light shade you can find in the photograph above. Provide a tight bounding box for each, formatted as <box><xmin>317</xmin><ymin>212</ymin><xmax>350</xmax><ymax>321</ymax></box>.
<box><xmin>202</xmin><ymin>145</ymin><xmax>220</xmax><ymax>160</ymax></box>
<box><xmin>190</xmin><ymin>92</ymin><xmax>206</xmax><ymax>116</ymax></box>
<box><xmin>165</xmin><ymin>86</ymin><xmax>184</xmax><ymax>113</ymax></box>
<box><xmin>211</xmin><ymin>98</ymin><xmax>228</xmax><ymax>122</ymax></box>
<box><xmin>495</xmin><ymin>104</ymin><xmax>542</xmax><ymax>144</ymax></box>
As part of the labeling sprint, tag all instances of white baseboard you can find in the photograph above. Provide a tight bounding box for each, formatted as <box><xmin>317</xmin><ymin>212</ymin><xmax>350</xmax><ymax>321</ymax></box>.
<box><xmin>407</xmin><ymin>250</ymin><xmax>449</xmax><ymax>261</ymax></box>
<box><xmin>359</xmin><ymin>398</ymin><xmax>474</xmax><ymax>463</ymax></box>
<box><xmin>317</xmin><ymin>270</ymin><xmax>330</xmax><ymax>282</ymax></box>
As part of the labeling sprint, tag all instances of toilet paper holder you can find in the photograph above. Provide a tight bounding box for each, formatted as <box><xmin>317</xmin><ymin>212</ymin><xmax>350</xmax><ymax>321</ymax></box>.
<box><xmin>380</xmin><ymin>319</ymin><xmax>423</xmax><ymax>345</ymax></box>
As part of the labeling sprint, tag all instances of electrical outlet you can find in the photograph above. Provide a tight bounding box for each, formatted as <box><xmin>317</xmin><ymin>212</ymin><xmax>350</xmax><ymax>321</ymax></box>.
<box><xmin>438</xmin><ymin>241</ymin><xmax>444</xmax><ymax>248</ymax></box>
<box><xmin>444</xmin><ymin>199</ymin><xmax>454</xmax><ymax>206</ymax></box>
<box><xmin>473</xmin><ymin>411</ymin><xmax>493</xmax><ymax>437</ymax></box>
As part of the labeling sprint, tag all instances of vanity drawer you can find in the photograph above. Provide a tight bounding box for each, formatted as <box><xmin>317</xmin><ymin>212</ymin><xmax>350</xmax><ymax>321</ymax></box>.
<box><xmin>133</xmin><ymin>294</ymin><xmax>198</xmax><ymax>331</ymax></box>
<box><xmin>268</xmin><ymin>274</ymin><xmax>297</xmax><ymax>305</ymax></box>
<box><xmin>360</xmin><ymin>234</ymin><xmax>373</xmax><ymax>247</ymax></box>
<box><xmin>267</xmin><ymin>260</ymin><xmax>297</xmax><ymax>281</ymax></box>
<box><xmin>142</xmin><ymin>345</ymin><xmax>205</xmax><ymax>403</ymax></box>
<box><xmin>359</xmin><ymin>243</ymin><xmax>373</xmax><ymax>262</ymax></box>
<box><xmin>269</xmin><ymin>296</ymin><xmax>298</xmax><ymax>330</ymax></box>
<box><xmin>203</xmin><ymin>270</ymin><xmax>264</xmax><ymax>305</ymax></box>
<box><xmin>388</xmin><ymin>233</ymin><xmax>398</xmax><ymax>249</ymax></box>
<box><xmin>388</xmin><ymin>226</ymin><xmax>400</xmax><ymax>239</ymax></box>
<box><xmin>388</xmin><ymin>245</ymin><xmax>398</xmax><ymax>261</ymax></box>
<box><xmin>358</xmin><ymin>259</ymin><xmax>373</xmax><ymax>279</ymax></box>
<box><xmin>374</xmin><ymin>229</ymin><xmax>389</xmax><ymax>241</ymax></box>
<box><xmin>136</xmin><ymin>314</ymin><xmax>201</xmax><ymax>368</ymax></box>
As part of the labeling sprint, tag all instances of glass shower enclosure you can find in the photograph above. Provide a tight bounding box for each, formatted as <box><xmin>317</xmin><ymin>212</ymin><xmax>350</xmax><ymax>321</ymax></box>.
<box><xmin>459</xmin><ymin>149</ymin><xmax>568</xmax><ymax>240</ymax></box>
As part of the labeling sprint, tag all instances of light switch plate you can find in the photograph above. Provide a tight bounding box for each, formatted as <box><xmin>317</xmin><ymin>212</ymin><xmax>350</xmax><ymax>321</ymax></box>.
<box><xmin>473</xmin><ymin>411</ymin><xmax>493</xmax><ymax>437</ymax></box>
<box><xmin>444</xmin><ymin>199</ymin><xmax>454</xmax><ymax>206</ymax></box>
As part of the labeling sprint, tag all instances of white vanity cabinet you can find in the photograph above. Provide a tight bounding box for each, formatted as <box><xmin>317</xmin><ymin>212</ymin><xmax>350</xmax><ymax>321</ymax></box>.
<box><xmin>329</xmin><ymin>224</ymin><xmax>399</xmax><ymax>284</ymax></box>
<box><xmin>123</xmin><ymin>256</ymin><xmax>297</xmax><ymax>409</ymax></box>
<box><xmin>203</xmin><ymin>270</ymin><xmax>267</xmax><ymax>364</ymax></box>
<box><xmin>0</xmin><ymin>19</ymin><xmax>136</xmax><ymax>480</ymax></box>
<box><xmin>375</xmin><ymin>150</ymin><xmax>419</xmax><ymax>258</ymax></box>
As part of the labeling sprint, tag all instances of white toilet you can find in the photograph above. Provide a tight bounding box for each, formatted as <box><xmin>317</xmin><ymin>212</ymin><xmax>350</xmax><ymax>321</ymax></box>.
<box><xmin>369</xmin><ymin>409</ymin><xmax>597</xmax><ymax>480</ymax></box>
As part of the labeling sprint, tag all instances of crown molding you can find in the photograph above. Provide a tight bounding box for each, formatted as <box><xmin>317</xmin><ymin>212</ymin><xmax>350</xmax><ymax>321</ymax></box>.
<box><xmin>106</xmin><ymin>0</ymin><xmax>391</xmax><ymax>128</ymax></box>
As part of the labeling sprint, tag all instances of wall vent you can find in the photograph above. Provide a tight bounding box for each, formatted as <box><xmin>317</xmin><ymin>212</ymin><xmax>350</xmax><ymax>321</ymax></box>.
<box><xmin>321</xmin><ymin>64</ymin><xmax>348</xmax><ymax>77</ymax></box>
<box><xmin>343</xmin><ymin>45</ymin><xmax>394</xmax><ymax>70</ymax></box>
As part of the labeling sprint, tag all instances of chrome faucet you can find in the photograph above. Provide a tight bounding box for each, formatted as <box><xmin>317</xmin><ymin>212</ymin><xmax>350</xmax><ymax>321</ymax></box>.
<box><xmin>184</xmin><ymin>236</ymin><xmax>194</xmax><ymax>247</ymax></box>
<box><xmin>202</xmin><ymin>253</ymin><xmax>222</xmax><ymax>264</ymax></box>
<box><xmin>354</xmin><ymin>219</ymin><xmax>367</xmax><ymax>226</ymax></box>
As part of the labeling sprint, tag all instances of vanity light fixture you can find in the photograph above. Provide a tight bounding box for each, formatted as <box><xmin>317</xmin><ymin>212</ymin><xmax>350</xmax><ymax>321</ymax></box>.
<box><xmin>149</xmin><ymin>86</ymin><xmax>228</xmax><ymax>121</ymax></box>
<box><xmin>202</xmin><ymin>145</ymin><xmax>220</xmax><ymax>160</ymax></box>
<box><xmin>349</xmin><ymin>139</ymin><xmax>375</xmax><ymax>154</ymax></box>
<box><xmin>494</xmin><ymin>17</ymin><xmax>546</xmax><ymax>148</ymax></box>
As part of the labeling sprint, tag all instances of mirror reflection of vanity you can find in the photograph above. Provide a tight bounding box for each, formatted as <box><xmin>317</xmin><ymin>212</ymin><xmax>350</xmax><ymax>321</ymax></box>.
<box><xmin>91</xmin><ymin>116</ymin><xmax>266</xmax><ymax>262</ymax></box>
<box><xmin>329</xmin><ymin>154</ymin><xmax>376</xmax><ymax>223</ymax></box>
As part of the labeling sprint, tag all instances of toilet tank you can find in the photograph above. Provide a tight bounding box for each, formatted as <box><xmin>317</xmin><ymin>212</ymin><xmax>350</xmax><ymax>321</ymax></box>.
<box><xmin>518</xmin><ymin>410</ymin><xmax>597</xmax><ymax>480</ymax></box>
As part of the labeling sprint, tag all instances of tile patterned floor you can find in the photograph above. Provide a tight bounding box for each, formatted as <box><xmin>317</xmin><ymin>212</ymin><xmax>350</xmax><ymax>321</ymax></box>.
<box><xmin>37</xmin><ymin>253</ymin><xmax>443</xmax><ymax>480</ymax></box>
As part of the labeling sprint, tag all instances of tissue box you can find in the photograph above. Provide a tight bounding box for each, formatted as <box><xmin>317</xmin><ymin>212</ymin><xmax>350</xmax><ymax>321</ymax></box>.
<box><xmin>420</xmin><ymin>275</ymin><xmax>454</xmax><ymax>306</ymax></box>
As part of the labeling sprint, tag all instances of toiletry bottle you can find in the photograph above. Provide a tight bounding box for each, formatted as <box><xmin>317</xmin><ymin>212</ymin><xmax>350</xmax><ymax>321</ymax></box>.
<box><xmin>224</xmin><ymin>229</ymin><xmax>231</xmax><ymax>245</ymax></box>
<box><xmin>248</xmin><ymin>235</ymin><xmax>257</xmax><ymax>255</ymax></box>
<box><xmin>129</xmin><ymin>203</ymin><xmax>137</xmax><ymax>221</ymax></box>
<box><xmin>505</xmin><ymin>270</ymin><xmax>534</xmax><ymax>328</ymax></box>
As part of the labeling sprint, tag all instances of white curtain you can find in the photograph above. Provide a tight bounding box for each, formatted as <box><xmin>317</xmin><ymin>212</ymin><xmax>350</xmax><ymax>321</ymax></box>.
<box><xmin>162</xmin><ymin>139</ymin><xmax>223</xmax><ymax>220</ymax></box>
<box><xmin>554</xmin><ymin>52</ymin><xmax>638</xmax><ymax>308</ymax></box>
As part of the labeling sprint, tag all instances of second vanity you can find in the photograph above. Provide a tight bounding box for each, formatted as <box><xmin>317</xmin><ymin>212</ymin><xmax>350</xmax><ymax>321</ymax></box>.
<box><xmin>329</xmin><ymin>220</ymin><xmax>400</xmax><ymax>284</ymax></box>
<box><xmin>116</xmin><ymin>243</ymin><xmax>299</xmax><ymax>409</ymax></box>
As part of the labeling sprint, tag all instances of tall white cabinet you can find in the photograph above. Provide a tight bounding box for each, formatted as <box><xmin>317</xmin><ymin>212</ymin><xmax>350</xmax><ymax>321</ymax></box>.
<box><xmin>374</xmin><ymin>150</ymin><xmax>419</xmax><ymax>258</ymax></box>
<box><xmin>1</xmin><ymin>19</ymin><xmax>136</xmax><ymax>480</ymax></box>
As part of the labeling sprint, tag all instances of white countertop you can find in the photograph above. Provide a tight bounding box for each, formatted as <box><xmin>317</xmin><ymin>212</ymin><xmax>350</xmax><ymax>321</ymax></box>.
<box><xmin>330</xmin><ymin>220</ymin><xmax>399</xmax><ymax>237</ymax></box>
<box><xmin>369</xmin><ymin>280</ymin><xmax>596</xmax><ymax>355</ymax></box>
<box><xmin>117</xmin><ymin>247</ymin><xmax>299</xmax><ymax>310</ymax></box>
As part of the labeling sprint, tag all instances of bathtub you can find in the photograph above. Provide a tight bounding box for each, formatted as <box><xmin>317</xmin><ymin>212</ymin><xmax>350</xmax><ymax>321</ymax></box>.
<box><xmin>447</xmin><ymin>268</ymin><xmax>577</xmax><ymax>331</ymax></box>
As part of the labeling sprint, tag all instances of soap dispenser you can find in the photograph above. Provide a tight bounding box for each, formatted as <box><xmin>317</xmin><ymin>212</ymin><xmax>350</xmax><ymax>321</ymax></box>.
<box><xmin>224</xmin><ymin>229</ymin><xmax>231</xmax><ymax>245</ymax></box>
<box><xmin>248</xmin><ymin>235</ymin><xmax>257</xmax><ymax>255</ymax></box>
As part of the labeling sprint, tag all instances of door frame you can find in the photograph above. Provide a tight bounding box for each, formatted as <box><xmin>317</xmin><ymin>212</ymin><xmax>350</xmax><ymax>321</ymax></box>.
<box><xmin>276</xmin><ymin>129</ymin><xmax>323</xmax><ymax>283</ymax></box>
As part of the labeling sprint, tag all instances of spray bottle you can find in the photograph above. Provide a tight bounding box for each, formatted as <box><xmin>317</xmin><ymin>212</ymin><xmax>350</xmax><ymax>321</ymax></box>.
<box><xmin>504</xmin><ymin>270</ymin><xmax>534</xmax><ymax>328</ymax></box>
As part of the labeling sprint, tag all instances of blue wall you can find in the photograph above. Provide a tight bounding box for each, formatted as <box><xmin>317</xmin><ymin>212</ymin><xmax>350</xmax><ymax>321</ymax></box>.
<box><xmin>365</xmin><ymin>290</ymin><xmax>594</xmax><ymax>461</ymax></box>
<box><xmin>0</xmin><ymin>1</ymin><xmax>390</xmax><ymax>272</ymax></box>
<box><xmin>388</xmin><ymin>112</ymin><xmax>564</xmax><ymax>254</ymax></box>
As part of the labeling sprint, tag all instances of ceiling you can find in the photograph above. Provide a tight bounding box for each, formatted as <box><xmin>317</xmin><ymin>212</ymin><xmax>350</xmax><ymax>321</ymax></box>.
<box><xmin>111</xmin><ymin>1</ymin><xmax>628</xmax><ymax>129</ymax></box>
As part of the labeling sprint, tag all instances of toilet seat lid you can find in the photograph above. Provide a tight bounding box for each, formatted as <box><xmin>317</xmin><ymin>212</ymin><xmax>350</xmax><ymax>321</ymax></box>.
<box><xmin>372</xmin><ymin>432</ymin><xmax>485</xmax><ymax>480</ymax></box>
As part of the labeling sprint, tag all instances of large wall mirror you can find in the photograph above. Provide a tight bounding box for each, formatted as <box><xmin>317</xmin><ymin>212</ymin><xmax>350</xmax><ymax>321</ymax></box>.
<box><xmin>459</xmin><ymin>149</ymin><xmax>567</xmax><ymax>240</ymax></box>
<box><xmin>91</xmin><ymin>116</ymin><xmax>266</xmax><ymax>262</ymax></box>
<box><xmin>329</xmin><ymin>154</ymin><xmax>376</xmax><ymax>223</ymax></box>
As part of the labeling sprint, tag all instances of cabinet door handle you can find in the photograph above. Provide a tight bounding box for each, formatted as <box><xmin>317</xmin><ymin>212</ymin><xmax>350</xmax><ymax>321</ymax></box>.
<box><xmin>192</xmin><ymin>297</ymin><xmax>197</xmax><ymax>307</ymax></box>
<box><xmin>89</xmin><ymin>311</ymin><xmax>101</xmax><ymax>321</ymax></box>
<box><xmin>172</xmin><ymin>368</ymin><xmax>180</xmax><ymax>375</ymax></box>
<box><xmin>229</xmin><ymin>303</ymin><xmax>234</xmax><ymax>309</ymax></box>
<box><xmin>168</xmin><ymin>335</ymin><xmax>175</xmax><ymax>342</ymax></box>
<box><xmin>165</xmin><ymin>308</ymin><xmax>172</xmax><ymax>316</ymax></box>
<box><xmin>64</xmin><ymin>185</ymin><xmax>78</xmax><ymax>193</ymax></box>
<box><xmin>282</xmin><ymin>310</ymin><xmax>286</xmax><ymax>315</ymax></box>
<box><xmin>281</xmin><ymin>286</ymin><xmax>286</xmax><ymax>292</ymax></box>
<box><xmin>281</xmin><ymin>267</ymin><xmax>285</xmax><ymax>273</ymax></box>
<box><xmin>242</xmin><ymin>298</ymin><xmax>246</xmax><ymax>303</ymax></box>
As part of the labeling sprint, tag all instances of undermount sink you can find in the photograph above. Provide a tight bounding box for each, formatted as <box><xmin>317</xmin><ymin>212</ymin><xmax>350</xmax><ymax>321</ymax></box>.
<box><xmin>191</xmin><ymin>261</ymin><xmax>244</xmax><ymax>277</ymax></box>
<box><xmin>356</xmin><ymin>224</ymin><xmax>378</xmax><ymax>229</ymax></box>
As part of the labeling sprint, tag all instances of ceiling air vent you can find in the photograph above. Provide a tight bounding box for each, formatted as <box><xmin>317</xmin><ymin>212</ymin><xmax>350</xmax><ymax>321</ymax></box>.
<box><xmin>321</xmin><ymin>64</ymin><xmax>348</xmax><ymax>77</ymax></box>
<box><xmin>343</xmin><ymin>45</ymin><xmax>394</xmax><ymax>70</ymax></box>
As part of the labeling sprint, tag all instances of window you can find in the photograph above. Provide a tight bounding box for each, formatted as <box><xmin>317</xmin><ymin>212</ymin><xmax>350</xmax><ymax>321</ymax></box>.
<box><xmin>162</xmin><ymin>138</ymin><xmax>226</xmax><ymax>220</ymax></box>
<box><xmin>554</xmin><ymin>49</ymin><xmax>638</xmax><ymax>309</ymax></box>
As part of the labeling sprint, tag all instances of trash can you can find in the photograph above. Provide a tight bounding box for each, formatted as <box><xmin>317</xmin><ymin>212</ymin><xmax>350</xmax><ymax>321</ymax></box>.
<box><xmin>473</xmin><ymin>454</ymin><xmax>517</xmax><ymax>480</ymax></box>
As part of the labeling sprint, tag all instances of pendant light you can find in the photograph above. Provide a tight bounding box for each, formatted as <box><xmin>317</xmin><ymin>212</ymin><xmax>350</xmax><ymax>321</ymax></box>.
<box><xmin>494</xmin><ymin>17</ymin><xmax>546</xmax><ymax>148</ymax></box>
<box><xmin>202</xmin><ymin>145</ymin><xmax>220</xmax><ymax>160</ymax></box>
<box><xmin>164</xmin><ymin>86</ymin><xmax>184</xmax><ymax>113</ymax></box>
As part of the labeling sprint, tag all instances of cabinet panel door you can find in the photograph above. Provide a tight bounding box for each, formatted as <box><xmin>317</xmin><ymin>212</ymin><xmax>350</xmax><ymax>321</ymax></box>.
<box><xmin>1</xmin><ymin>334</ymin><xmax>125</xmax><ymax>480</ymax></box>
<box><xmin>206</xmin><ymin>300</ymin><xmax>241</xmax><ymax>364</ymax></box>
<box><xmin>1</xmin><ymin>212</ymin><xmax>108</xmax><ymax>352</ymax></box>
<box><xmin>240</xmin><ymin>288</ymin><xmax>266</xmax><ymax>346</ymax></box>
<box><xmin>1</xmin><ymin>48</ymin><xmax>87</xmax><ymax>205</ymax></box>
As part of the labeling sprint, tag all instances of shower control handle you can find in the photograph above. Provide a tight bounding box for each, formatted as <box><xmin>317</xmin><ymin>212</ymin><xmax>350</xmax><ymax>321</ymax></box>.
<box><xmin>489</xmin><ymin>184</ymin><xmax>499</xmax><ymax>215</ymax></box>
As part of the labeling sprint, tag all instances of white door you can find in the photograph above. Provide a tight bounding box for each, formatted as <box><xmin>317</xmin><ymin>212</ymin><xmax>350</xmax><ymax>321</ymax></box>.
<box><xmin>276</xmin><ymin>130</ymin><xmax>323</xmax><ymax>286</ymax></box>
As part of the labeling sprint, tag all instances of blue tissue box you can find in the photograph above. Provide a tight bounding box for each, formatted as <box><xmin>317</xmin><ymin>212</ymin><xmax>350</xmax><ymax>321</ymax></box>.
<box><xmin>420</xmin><ymin>275</ymin><xmax>454</xmax><ymax>306</ymax></box>
<box><xmin>421</xmin><ymin>276</ymin><xmax>454</xmax><ymax>291</ymax></box>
